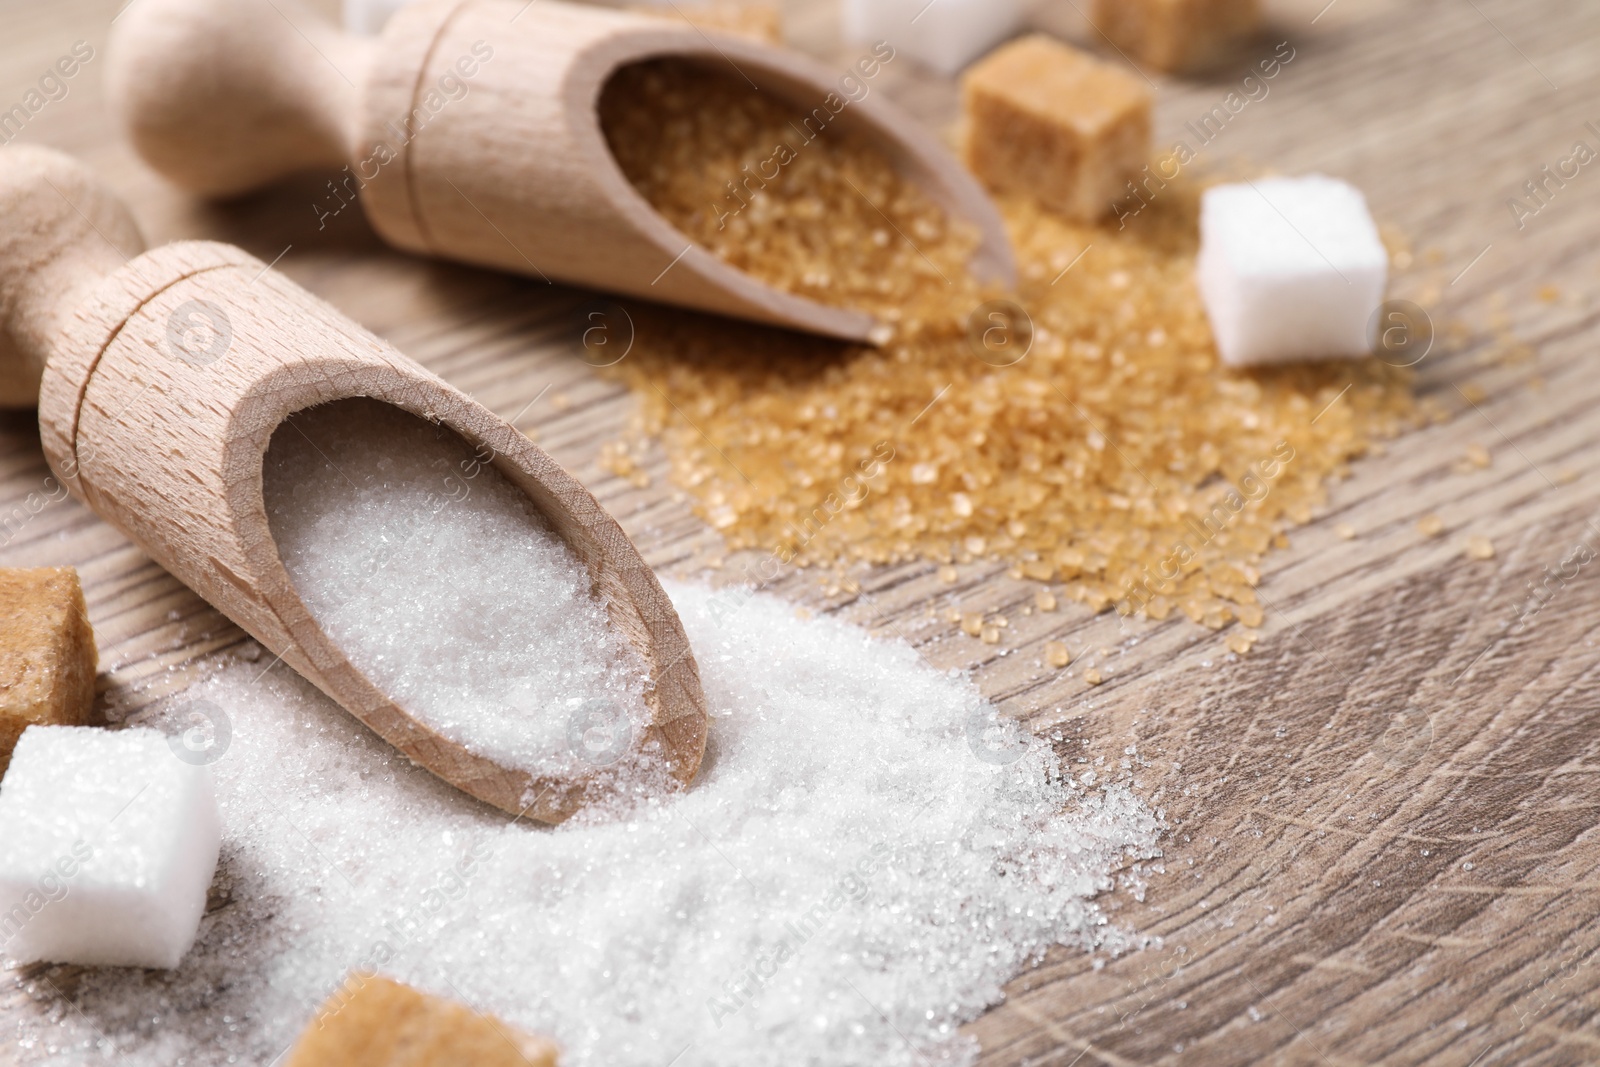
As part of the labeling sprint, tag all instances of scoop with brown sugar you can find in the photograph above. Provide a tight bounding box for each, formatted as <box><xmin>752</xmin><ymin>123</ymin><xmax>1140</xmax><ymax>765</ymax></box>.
<box><xmin>600</xmin><ymin>57</ymin><xmax>992</xmax><ymax>328</ymax></box>
<box><xmin>108</xmin><ymin>0</ymin><xmax>1011</xmax><ymax>346</ymax></box>
<box><xmin>0</xmin><ymin>567</ymin><xmax>97</xmax><ymax>775</ymax></box>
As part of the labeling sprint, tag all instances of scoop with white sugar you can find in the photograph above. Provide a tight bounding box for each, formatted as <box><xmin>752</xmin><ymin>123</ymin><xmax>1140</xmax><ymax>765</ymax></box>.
<box><xmin>0</xmin><ymin>145</ymin><xmax>708</xmax><ymax>824</ymax></box>
<box><xmin>0</xmin><ymin>726</ymin><xmax>221</xmax><ymax>969</ymax></box>
<box><xmin>263</xmin><ymin>399</ymin><xmax>656</xmax><ymax>784</ymax></box>
<box><xmin>1197</xmin><ymin>175</ymin><xmax>1389</xmax><ymax>366</ymax></box>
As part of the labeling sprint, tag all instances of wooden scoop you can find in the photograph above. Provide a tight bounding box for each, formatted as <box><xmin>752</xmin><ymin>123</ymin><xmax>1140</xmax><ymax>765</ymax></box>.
<box><xmin>0</xmin><ymin>145</ymin><xmax>706</xmax><ymax>823</ymax></box>
<box><xmin>105</xmin><ymin>0</ymin><xmax>1017</xmax><ymax>344</ymax></box>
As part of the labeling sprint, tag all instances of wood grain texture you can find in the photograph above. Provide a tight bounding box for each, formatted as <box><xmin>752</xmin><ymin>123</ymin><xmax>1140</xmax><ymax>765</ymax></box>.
<box><xmin>3</xmin><ymin>0</ymin><xmax>1599</xmax><ymax>1062</ymax></box>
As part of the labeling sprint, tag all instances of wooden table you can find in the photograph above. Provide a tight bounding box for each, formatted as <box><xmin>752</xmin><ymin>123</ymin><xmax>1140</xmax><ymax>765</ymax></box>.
<box><xmin>4</xmin><ymin>0</ymin><xmax>1599</xmax><ymax>1063</ymax></box>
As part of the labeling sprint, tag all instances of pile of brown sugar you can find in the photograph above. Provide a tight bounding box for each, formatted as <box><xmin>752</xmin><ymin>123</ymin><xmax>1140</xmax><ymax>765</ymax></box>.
<box><xmin>598</xmin><ymin>60</ymin><xmax>1419</xmax><ymax>629</ymax></box>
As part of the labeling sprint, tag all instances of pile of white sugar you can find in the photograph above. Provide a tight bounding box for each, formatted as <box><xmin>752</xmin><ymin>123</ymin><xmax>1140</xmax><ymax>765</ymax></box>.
<box><xmin>14</xmin><ymin>582</ymin><xmax>1161</xmax><ymax>1066</ymax></box>
<box><xmin>262</xmin><ymin>398</ymin><xmax>651</xmax><ymax>778</ymax></box>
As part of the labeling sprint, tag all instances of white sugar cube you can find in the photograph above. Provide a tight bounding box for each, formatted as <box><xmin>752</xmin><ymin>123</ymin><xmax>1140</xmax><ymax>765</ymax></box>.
<box><xmin>842</xmin><ymin>0</ymin><xmax>1021</xmax><ymax>75</ymax></box>
<box><xmin>342</xmin><ymin>0</ymin><xmax>414</xmax><ymax>36</ymax></box>
<box><xmin>0</xmin><ymin>726</ymin><xmax>221</xmax><ymax>969</ymax></box>
<box><xmin>1197</xmin><ymin>175</ymin><xmax>1389</xmax><ymax>366</ymax></box>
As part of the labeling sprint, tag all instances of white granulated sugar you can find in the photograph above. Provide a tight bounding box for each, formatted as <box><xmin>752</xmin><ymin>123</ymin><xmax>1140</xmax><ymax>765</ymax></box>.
<box><xmin>262</xmin><ymin>398</ymin><xmax>650</xmax><ymax>778</ymax></box>
<box><xmin>15</xmin><ymin>583</ymin><xmax>1161</xmax><ymax>1067</ymax></box>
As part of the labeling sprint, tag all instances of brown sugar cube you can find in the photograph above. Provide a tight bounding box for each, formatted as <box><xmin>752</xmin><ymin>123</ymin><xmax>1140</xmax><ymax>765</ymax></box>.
<box><xmin>628</xmin><ymin>2</ymin><xmax>783</xmax><ymax>44</ymax></box>
<box><xmin>286</xmin><ymin>974</ymin><xmax>561</xmax><ymax>1067</ymax></box>
<box><xmin>1092</xmin><ymin>0</ymin><xmax>1262</xmax><ymax>73</ymax></box>
<box><xmin>0</xmin><ymin>568</ymin><xmax>96</xmax><ymax>777</ymax></box>
<box><xmin>961</xmin><ymin>35</ymin><xmax>1152</xmax><ymax>222</ymax></box>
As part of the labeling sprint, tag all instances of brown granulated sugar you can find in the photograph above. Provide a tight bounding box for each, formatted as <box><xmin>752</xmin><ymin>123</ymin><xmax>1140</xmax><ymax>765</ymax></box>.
<box><xmin>601</xmin><ymin>58</ymin><xmax>981</xmax><ymax>322</ymax></box>
<box><xmin>598</xmin><ymin>60</ymin><xmax>1418</xmax><ymax>627</ymax></box>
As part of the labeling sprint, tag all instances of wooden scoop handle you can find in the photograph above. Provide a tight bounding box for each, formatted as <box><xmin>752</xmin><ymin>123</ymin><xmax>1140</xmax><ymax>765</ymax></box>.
<box><xmin>106</xmin><ymin>0</ymin><xmax>373</xmax><ymax>196</ymax></box>
<box><xmin>0</xmin><ymin>146</ymin><xmax>144</xmax><ymax>407</ymax></box>
<box><xmin>1</xmin><ymin>146</ymin><xmax>707</xmax><ymax>823</ymax></box>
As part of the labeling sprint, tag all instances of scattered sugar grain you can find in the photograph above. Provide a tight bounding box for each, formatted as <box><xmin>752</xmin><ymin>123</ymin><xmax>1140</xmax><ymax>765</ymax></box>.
<box><xmin>1334</xmin><ymin>522</ymin><xmax>1358</xmax><ymax>540</ymax></box>
<box><xmin>262</xmin><ymin>399</ymin><xmax>651</xmax><ymax>779</ymax></box>
<box><xmin>1045</xmin><ymin>640</ymin><xmax>1072</xmax><ymax>668</ymax></box>
<box><xmin>1464</xmin><ymin>536</ymin><xmax>1495</xmax><ymax>561</ymax></box>
<box><xmin>1417</xmin><ymin>514</ymin><xmax>1446</xmax><ymax>538</ymax></box>
<box><xmin>18</xmin><ymin>583</ymin><xmax>1161</xmax><ymax>1067</ymax></box>
<box><xmin>598</xmin><ymin>64</ymin><xmax>1418</xmax><ymax>628</ymax></box>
